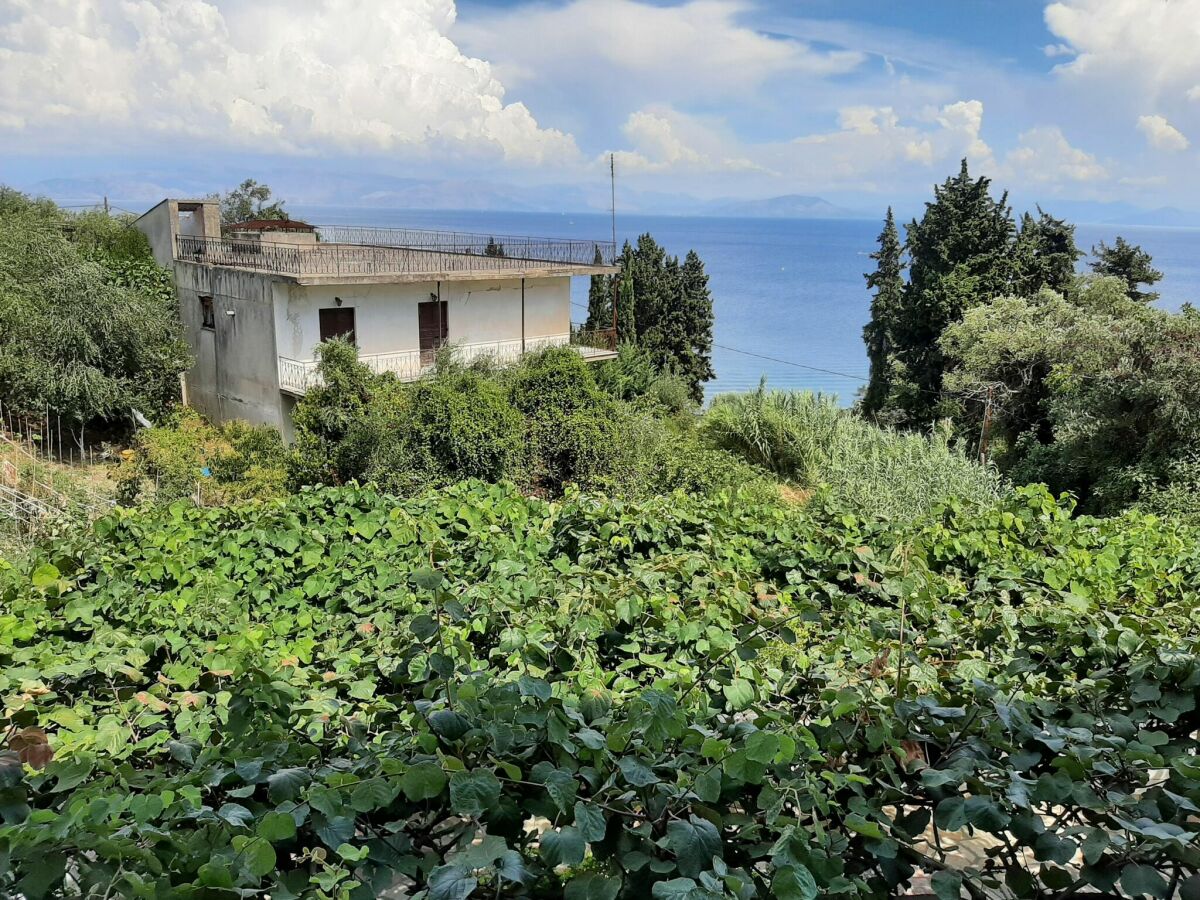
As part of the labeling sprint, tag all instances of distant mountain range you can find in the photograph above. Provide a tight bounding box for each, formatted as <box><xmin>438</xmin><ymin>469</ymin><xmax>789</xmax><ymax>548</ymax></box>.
<box><xmin>19</xmin><ymin>173</ymin><xmax>1200</xmax><ymax>228</ymax></box>
<box><xmin>704</xmin><ymin>195</ymin><xmax>861</xmax><ymax>219</ymax></box>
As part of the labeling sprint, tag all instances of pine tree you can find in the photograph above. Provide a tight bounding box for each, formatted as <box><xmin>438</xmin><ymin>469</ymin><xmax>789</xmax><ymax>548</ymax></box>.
<box><xmin>861</xmin><ymin>208</ymin><xmax>905</xmax><ymax>416</ymax></box>
<box><xmin>1090</xmin><ymin>236</ymin><xmax>1163</xmax><ymax>302</ymax></box>
<box><xmin>584</xmin><ymin>245</ymin><xmax>612</xmax><ymax>332</ymax></box>
<box><xmin>892</xmin><ymin>159</ymin><xmax>1016</xmax><ymax>425</ymax></box>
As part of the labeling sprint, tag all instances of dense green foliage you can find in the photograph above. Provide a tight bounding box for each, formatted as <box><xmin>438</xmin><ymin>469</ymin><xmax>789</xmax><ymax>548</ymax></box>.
<box><xmin>861</xmin><ymin>162</ymin><xmax>1089</xmax><ymax>426</ymax></box>
<box><xmin>1089</xmin><ymin>237</ymin><xmax>1163</xmax><ymax>303</ymax></box>
<box><xmin>858</xmin><ymin>162</ymin><xmax>1197</xmax><ymax>516</ymax></box>
<box><xmin>940</xmin><ymin>275</ymin><xmax>1200</xmax><ymax>514</ymax></box>
<box><xmin>589</xmin><ymin>235</ymin><xmax>715</xmax><ymax>403</ymax></box>
<box><xmin>0</xmin><ymin>190</ymin><xmax>189</xmax><ymax>434</ymax></box>
<box><xmin>288</xmin><ymin>343</ymin><xmax>769</xmax><ymax>504</ymax></box>
<box><xmin>703</xmin><ymin>386</ymin><xmax>1002</xmax><ymax>520</ymax></box>
<box><xmin>114</xmin><ymin>407</ymin><xmax>288</xmax><ymax>505</ymax></box>
<box><xmin>2</xmin><ymin>482</ymin><xmax>1198</xmax><ymax>898</ymax></box>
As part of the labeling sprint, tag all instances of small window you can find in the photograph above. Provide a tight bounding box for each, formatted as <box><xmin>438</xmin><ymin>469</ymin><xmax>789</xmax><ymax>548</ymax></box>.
<box><xmin>199</xmin><ymin>295</ymin><xmax>215</xmax><ymax>330</ymax></box>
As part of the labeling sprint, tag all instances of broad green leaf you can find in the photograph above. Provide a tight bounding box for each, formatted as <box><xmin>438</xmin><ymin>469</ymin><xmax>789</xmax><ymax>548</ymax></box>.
<box><xmin>427</xmin><ymin>864</ymin><xmax>477</xmax><ymax>900</ymax></box>
<box><xmin>771</xmin><ymin>864</ymin><xmax>818</xmax><ymax>900</ymax></box>
<box><xmin>402</xmin><ymin>762</ymin><xmax>448</xmax><ymax>801</ymax></box>
<box><xmin>565</xmin><ymin>872</ymin><xmax>622</xmax><ymax>900</ymax></box>
<box><xmin>666</xmin><ymin>815</ymin><xmax>722</xmax><ymax>878</ymax></box>
<box><xmin>540</xmin><ymin>826</ymin><xmax>586</xmax><ymax>867</ymax></box>
<box><xmin>449</xmin><ymin>770</ymin><xmax>501</xmax><ymax>817</ymax></box>
<box><xmin>574</xmin><ymin>800</ymin><xmax>607</xmax><ymax>842</ymax></box>
<box><xmin>257</xmin><ymin>811</ymin><xmax>298</xmax><ymax>842</ymax></box>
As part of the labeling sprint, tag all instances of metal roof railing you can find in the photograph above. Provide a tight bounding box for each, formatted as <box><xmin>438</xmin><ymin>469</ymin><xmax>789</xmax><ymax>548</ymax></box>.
<box><xmin>175</xmin><ymin>226</ymin><xmax>617</xmax><ymax>279</ymax></box>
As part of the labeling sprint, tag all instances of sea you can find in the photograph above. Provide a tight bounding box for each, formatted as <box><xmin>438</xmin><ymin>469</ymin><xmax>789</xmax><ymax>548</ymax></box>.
<box><xmin>294</xmin><ymin>206</ymin><xmax>1200</xmax><ymax>404</ymax></box>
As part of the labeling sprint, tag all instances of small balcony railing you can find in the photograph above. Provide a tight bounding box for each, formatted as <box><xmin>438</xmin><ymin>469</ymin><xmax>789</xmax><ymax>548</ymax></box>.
<box><xmin>278</xmin><ymin>329</ymin><xmax>618</xmax><ymax>395</ymax></box>
<box><xmin>176</xmin><ymin>226</ymin><xmax>616</xmax><ymax>279</ymax></box>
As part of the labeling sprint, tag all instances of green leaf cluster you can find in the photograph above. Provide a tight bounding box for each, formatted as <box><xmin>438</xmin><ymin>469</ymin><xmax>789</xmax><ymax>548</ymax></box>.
<box><xmin>1</xmin><ymin>482</ymin><xmax>1198</xmax><ymax>897</ymax></box>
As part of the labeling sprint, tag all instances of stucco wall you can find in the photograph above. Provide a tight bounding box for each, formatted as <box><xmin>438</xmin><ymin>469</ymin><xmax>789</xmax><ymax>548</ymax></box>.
<box><xmin>134</xmin><ymin>201</ymin><xmax>176</xmax><ymax>268</ymax></box>
<box><xmin>175</xmin><ymin>263</ymin><xmax>287</xmax><ymax>430</ymax></box>
<box><xmin>275</xmin><ymin>276</ymin><xmax>571</xmax><ymax>361</ymax></box>
<box><xmin>135</xmin><ymin>199</ymin><xmax>222</xmax><ymax>268</ymax></box>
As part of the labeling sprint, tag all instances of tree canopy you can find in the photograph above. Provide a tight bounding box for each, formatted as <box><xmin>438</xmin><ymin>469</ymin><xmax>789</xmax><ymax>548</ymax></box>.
<box><xmin>608</xmin><ymin>235</ymin><xmax>715</xmax><ymax>403</ymax></box>
<box><xmin>216</xmin><ymin>179</ymin><xmax>289</xmax><ymax>226</ymax></box>
<box><xmin>1090</xmin><ymin>235</ymin><xmax>1164</xmax><ymax>302</ymax></box>
<box><xmin>0</xmin><ymin>189</ymin><xmax>189</xmax><ymax>436</ymax></box>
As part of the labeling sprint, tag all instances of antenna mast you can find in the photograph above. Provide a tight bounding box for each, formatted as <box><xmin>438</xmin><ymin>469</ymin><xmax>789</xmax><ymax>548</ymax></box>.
<box><xmin>610</xmin><ymin>153</ymin><xmax>617</xmax><ymax>249</ymax></box>
<box><xmin>609</xmin><ymin>153</ymin><xmax>619</xmax><ymax>340</ymax></box>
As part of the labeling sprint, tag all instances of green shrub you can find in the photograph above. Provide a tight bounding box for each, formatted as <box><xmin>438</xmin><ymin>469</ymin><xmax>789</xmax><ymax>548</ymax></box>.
<box><xmin>368</xmin><ymin>369</ymin><xmax>526</xmax><ymax>493</ymax></box>
<box><xmin>703</xmin><ymin>384</ymin><xmax>1002</xmax><ymax>520</ymax></box>
<box><xmin>114</xmin><ymin>407</ymin><xmax>287</xmax><ymax>505</ymax></box>
<box><xmin>288</xmin><ymin>340</ymin><xmax>378</xmax><ymax>488</ymax></box>
<box><xmin>507</xmin><ymin>348</ymin><xmax>622</xmax><ymax>492</ymax></box>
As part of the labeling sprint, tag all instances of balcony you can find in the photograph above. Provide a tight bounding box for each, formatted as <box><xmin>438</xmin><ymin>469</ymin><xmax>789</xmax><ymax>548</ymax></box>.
<box><xmin>278</xmin><ymin>329</ymin><xmax>618</xmax><ymax>395</ymax></box>
<box><xmin>176</xmin><ymin>225</ymin><xmax>618</xmax><ymax>283</ymax></box>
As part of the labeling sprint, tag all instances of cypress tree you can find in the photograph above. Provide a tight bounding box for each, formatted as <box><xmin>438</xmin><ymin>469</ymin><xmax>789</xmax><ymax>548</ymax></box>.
<box><xmin>616</xmin><ymin>267</ymin><xmax>636</xmax><ymax>342</ymax></box>
<box><xmin>892</xmin><ymin>159</ymin><xmax>1016</xmax><ymax>424</ymax></box>
<box><xmin>584</xmin><ymin>245</ymin><xmax>612</xmax><ymax>332</ymax></box>
<box><xmin>676</xmin><ymin>249</ymin><xmax>716</xmax><ymax>402</ymax></box>
<box><xmin>861</xmin><ymin>208</ymin><xmax>905</xmax><ymax>417</ymax></box>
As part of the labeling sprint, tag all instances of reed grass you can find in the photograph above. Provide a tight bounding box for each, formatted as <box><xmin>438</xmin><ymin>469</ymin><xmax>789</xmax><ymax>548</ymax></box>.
<box><xmin>702</xmin><ymin>384</ymin><xmax>1003</xmax><ymax>520</ymax></box>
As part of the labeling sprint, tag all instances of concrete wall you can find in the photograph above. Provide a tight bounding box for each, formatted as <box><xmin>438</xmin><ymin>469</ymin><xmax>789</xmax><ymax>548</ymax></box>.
<box><xmin>175</xmin><ymin>263</ymin><xmax>287</xmax><ymax>430</ymax></box>
<box><xmin>134</xmin><ymin>201</ymin><xmax>177</xmax><ymax>268</ymax></box>
<box><xmin>275</xmin><ymin>276</ymin><xmax>571</xmax><ymax>361</ymax></box>
<box><xmin>135</xmin><ymin>199</ymin><xmax>222</xmax><ymax>268</ymax></box>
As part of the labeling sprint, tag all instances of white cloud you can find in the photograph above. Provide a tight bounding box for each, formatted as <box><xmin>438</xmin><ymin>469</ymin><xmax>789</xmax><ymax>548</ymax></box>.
<box><xmin>456</xmin><ymin>0</ymin><xmax>864</xmax><ymax>102</ymax></box>
<box><xmin>0</xmin><ymin>0</ymin><xmax>579</xmax><ymax>164</ymax></box>
<box><xmin>1043</xmin><ymin>43</ymin><xmax>1075</xmax><ymax>58</ymax></box>
<box><xmin>1045</xmin><ymin>0</ymin><xmax>1200</xmax><ymax>101</ymax></box>
<box><xmin>747</xmin><ymin>100</ymin><xmax>998</xmax><ymax>189</ymax></box>
<box><xmin>1002</xmin><ymin>126</ymin><xmax>1107</xmax><ymax>184</ymax></box>
<box><xmin>1188</xmin><ymin>85</ymin><xmax>1200</xmax><ymax>101</ymax></box>
<box><xmin>1137</xmin><ymin>114</ymin><xmax>1190</xmax><ymax>151</ymax></box>
<box><xmin>610</xmin><ymin>108</ymin><xmax>764</xmax><ymax>174</ymax></box>
<box><xmin>838</xmin><ymin>106</ymin><xmax>898</xmax><ymax>135</ymax></box>
<box><xmin>935</xmin><ymin>100</ymin><xmax>994</xmax><ymax>169</ymax></box>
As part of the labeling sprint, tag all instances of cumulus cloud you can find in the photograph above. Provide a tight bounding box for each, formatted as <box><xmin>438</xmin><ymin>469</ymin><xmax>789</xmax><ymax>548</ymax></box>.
<box><xmin>1137</xmin><ymin>114</ymin><xmax>1190</xmax><ymax>151</ymax></box>
<box><xmin>610</xmin><ymin>109</ymin><xmax>764</xmax><ymax>174</ymax></box>
<box><xmin>1002</xmin><ymin>126</ymin><xmax>1107</xmax><ymax>184</ymax></box>
<box><xmin>750</xmin><ymin>100</ymin><xmax>998</xmax><ymax>189</ymax></box>
<box><xmin>936</xmin><ymin>100</ymin><xmax>994</xmax><ymax>169</ymax></box>
<box><xmin>456</xmin><ymin>0</ymin><xmax>864</xmax><ymax>103</ymax></box>
<box><xmin>0</xmin><ymin>0</ymin><xmax>579</xmax><ymax>164</ymax></box>
<box><xmin>1045</xmin><ymin>0</ymin><xmax>1200</xmax><ymax>101</ymax></box>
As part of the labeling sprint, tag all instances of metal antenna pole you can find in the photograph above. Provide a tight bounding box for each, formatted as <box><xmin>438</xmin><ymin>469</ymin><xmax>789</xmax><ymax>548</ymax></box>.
<box><xmin>610</xmin><ymin>153</ymin><xmax>617</xmax><ymax>250</ymax></box>
<box><xmin>610</xmin><ymin>153</ymin><xmax>618</xmax><ymax>340</ymax></box>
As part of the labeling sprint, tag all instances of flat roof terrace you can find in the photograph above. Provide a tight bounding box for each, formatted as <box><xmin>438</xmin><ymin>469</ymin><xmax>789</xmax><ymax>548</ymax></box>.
<box><xmin>175</xmin><ymin>224</ymin><xmax>620</xmax><ymax>284</ymax></box>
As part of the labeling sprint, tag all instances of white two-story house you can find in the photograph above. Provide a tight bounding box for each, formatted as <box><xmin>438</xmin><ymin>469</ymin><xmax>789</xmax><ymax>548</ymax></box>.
<box><xmin>135</xmin><ymin>199</ymin><xmax>618</xmax><ymax>440</ymax></box>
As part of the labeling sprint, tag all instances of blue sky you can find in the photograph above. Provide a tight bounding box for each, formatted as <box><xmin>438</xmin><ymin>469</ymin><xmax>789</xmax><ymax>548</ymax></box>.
<box><xmin>2</xmin><ymin>0</ymin><xmax>1198</xmax><ymax>215</ymax></box>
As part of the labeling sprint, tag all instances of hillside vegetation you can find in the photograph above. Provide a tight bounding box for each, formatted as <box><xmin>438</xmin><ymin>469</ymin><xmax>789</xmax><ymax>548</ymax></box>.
<box><xmin>2</xmin><ymin>482</ymin><xmax>1198</xmax><ymax>897</ymax></box>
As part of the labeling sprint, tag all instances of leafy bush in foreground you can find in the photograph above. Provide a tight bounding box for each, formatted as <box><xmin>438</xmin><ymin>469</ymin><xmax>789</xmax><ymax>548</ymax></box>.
<box><xmin>2</xmin><ymin>482</ymin><xmax>1198</xmax><ymax>898</ymax></box>
<box><xmin>703</xmin><ymin>386</ymin><xmax>1002</xmax><ymax>520</ymax></box>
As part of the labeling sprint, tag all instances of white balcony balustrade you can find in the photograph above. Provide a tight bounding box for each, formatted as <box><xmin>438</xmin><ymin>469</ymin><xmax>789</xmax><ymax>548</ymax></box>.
<box><xmin>278</xmin><ymin>330</ymin><xmax>617</xmax><ymax>395</ymax></box>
